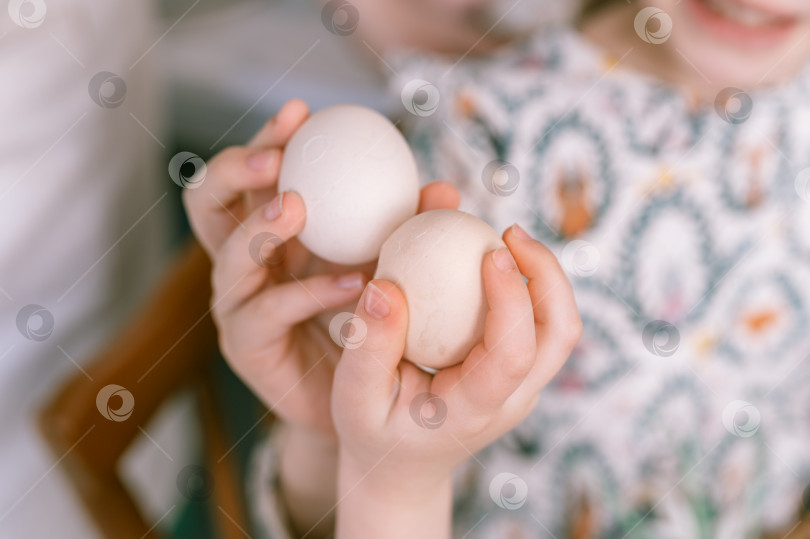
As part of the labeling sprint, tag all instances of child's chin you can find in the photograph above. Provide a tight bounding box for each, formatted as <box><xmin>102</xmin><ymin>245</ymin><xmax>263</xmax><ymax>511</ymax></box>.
<box><xmin>672</xmin><ymin>32</ymin><xmax>805</xmax><ymax>89</ymax></box>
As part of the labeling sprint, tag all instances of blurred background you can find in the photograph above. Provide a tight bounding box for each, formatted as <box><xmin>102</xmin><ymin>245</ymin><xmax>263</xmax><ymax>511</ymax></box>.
<box><xmin>0</xmin><ymin>0</ymin><xmax>575</xmax><ymax>536</ymax></box>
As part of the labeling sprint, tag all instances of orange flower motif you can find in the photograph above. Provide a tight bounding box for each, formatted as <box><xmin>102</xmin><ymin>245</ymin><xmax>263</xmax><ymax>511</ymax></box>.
<box><xmin>455</xmin><ymin>91</ymin><xmax>477</xmax><ymax>119</ymax></box>
<box><xmin>556</xmin><ymin>165</ymin><xmax>593</xmax><ymax>238</ymax></box>
<box><xmin>745</xmin><ymin>146</ymin><xmax>767</xmax><ymax>208</ymax></box>
<box><xmin>742</xmin><ymin>309</ymin><xmax>780</xmax><ymax>334</ymax></box>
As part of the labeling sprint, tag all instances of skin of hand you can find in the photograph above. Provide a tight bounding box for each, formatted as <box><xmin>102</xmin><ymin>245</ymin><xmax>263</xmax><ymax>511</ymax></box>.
<box><xmin>182</xmin><ymin>99</ymin><xmax>461</xmax><ymax>537</ymax></box>
<box><xmin>332</xmin><ymin>225</ymin><xmax>583</xmax><ymax>538</ymax></box>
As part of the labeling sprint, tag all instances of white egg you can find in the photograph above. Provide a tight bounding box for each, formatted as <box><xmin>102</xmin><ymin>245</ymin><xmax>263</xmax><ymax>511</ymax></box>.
<box><xmin>374</xmin><ymin>209</ymin><xmax>506</xmax><ymax>370</ymax></box>
<box><xmin>278</xmin><ymin>105</ymin><xmax>420</xmax><ymax>265</ymax></box>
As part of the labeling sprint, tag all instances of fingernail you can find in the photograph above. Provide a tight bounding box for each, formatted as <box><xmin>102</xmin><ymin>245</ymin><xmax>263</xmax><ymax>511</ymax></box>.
<box><xmin>264</xmin><ymin>192</ymin><xmax>284</xmax><ymax>221</ymax></box>
<box><xmin>512</xmin><ymin>223</ymin><xmax>532</xmax><ymax>240</ymax></box>
<box><xmin>363</xmin><ymin>283</ymin><xmax>390</xmax><ymax>319</ymax></box>
<box><xmin>335</xmin><ymin>272</ymin><xmax>365</xmax><ymax>290</ymax></box>
<box><xmin>493</xmin><ymin>248</ymin><xmax>516</xmax><ymax>272</ymax></box>
<box><xmin>247</xmin><ymin>149</ymin><xmax>278</xmax><ymax>171</ymax></box>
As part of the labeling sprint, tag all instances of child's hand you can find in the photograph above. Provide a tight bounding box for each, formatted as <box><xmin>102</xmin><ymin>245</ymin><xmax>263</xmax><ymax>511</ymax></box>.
<box><xmin>182</xmin><ymin>99</ymin><xmax>460</xmax><ymax>437</ymax></box>
<box><xmin>332</xmin><ymin>225</ymin><xmax>581</xmax><ymax>536</ymax></box>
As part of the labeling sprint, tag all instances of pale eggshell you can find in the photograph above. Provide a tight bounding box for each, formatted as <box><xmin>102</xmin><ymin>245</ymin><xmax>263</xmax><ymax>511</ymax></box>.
<box><xmin>374</xmin><ymin>209</ymin><xmax>506</xmax><ymax>369</ymax></box>
<box><xmin>278</xmin><ymin>105</ymin><xmax>420</xmax><ymax>265</ymax></box>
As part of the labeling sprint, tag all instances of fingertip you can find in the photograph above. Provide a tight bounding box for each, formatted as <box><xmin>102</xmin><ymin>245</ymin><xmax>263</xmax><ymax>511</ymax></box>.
<box><xmin>370</xmin><ymin>279</ymin><xmax>407</xmax><ymax>305</ymax></box>
<box><xmin>362</xmin><ymin>282</ymin><xmax>391</xmax><ymax>320</ymax></box>
<box><xmin>277</xmin><ymin>190</ymin><xmax>306</xmax><ymax>225</ymax></box>
<box><xmin>336</xmin><ymin>279</ymin><xmax>409</xmax><ymax>416</ymax></box>
<box><xmin>478</xmin><ymin>248</ymin><xmax>535</xmax><ymax>366</ymax></box>
<box><xmin>418</xmin><ymin>181</ymin><xmax>461</xmax><ymax>212</ymax></box>
<box><xmin>503</xmin><ymin>224</ymin><xmax>557</xmax><ymax>268</ymax></box>
<box><xmin>356</xmin><ymin>280</ymin><xmax>410</xmax><ymax>351</ymax></box>
<box><xmin>433</xmin><ymin>181</ymin><xmax>461</xmax><ymax>208</ymax></box>
<box><xmin>509</xmin><ymin>223</ymin><xmax>533</xmax><ymax>241</ymax></box>
<box><xmin>278</xmin><ymin>99</ymin><xmax>310</xmax><ymax>125</ymax></box>
<box><xmin>491</xmin><ymin>247</ymin><xmax>517</xmax><ymax>273</ymax></box>
<box><xmin>503</xmin><ymin>224</ymin><xmax>535</xmax><ymax>253</ymax></box>
<box><xmin>278</xmin><ymin>189</ymin><xmax>305</xmax><ymax>210</ymax></box>
<box><xmin>481</xmin><ymin>247</ymin><xmax>518</xmax><ymax>295</ymax></box>
<box><xmin>360</xmin><ymin>279</ymin><xmax>407</xmax><ymax>322</ymax></box>
<box><xmin>249</xmin><ymin>100</ymin><xmax>311</xmax><ymax>149</ymax></box>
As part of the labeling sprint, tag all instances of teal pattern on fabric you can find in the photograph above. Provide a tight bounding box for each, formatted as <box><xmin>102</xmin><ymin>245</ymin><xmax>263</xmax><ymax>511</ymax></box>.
<box><xmin>390</xmin><ymin>26</ymin><xmax>810</xmax><ymax>539</ymax></box>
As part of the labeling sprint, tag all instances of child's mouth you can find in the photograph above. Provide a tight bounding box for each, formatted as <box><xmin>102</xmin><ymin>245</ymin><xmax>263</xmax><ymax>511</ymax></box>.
<box><xmin>686</xmin><ymin>0</ymin><xmax>802</xmax><ymax>47</ymax></box>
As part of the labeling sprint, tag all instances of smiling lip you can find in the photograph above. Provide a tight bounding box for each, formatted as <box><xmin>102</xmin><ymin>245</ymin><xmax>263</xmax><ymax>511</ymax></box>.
<box><xmin>686</xmin><ymin>0</ymin><xmax>801</xmax><ymax>47</ymax></box>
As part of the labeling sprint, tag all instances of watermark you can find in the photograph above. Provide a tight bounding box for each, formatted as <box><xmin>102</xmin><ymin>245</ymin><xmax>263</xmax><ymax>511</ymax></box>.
<box><xmin>795</xmin><ymin>168</ymin><xmax>810</xmax><ymax>203</ymax></box>
<box><xmin>16</xmin><ymin>304</ymin><xmax>54</xmax><ymax>341</ymax></box>
<box><xmin>401</xmin><ymin>79</ymin><xmax>441</xmax><ymax>117</ymax></box>
<box><xmin>642</xmin><ymin>320</ymin><xmax>680</xmax><ymax>357</ymax></box>
<box><xmin>248</xmin><ymin>232</ymin><xmax>286</xmax><ymax>268</ymax></box>
<box><xmin>489</xmin><ymin>472</ymin><xmax>528</xmax><ymax>510</ymax></box>
<box><xmin>482</xmin><ymin>160</ymin><xmax>520</xmax><ymax>197</ymax></box>
<box><xmin>329</xmin><ymin>312</ymin><xmax>367</xmax><ymax>349</ymax></box>
<box><xmin>321</xmin><ymin>0</ymin><xmax>359</xmax><ymax>36</ymax></box>
<box><xmin>96</xmin><ymin>384</ymin><xmax>135</xmax><ymax>422</ymax></box>
<box><xmin>168</xmin><ymin>151</ymin><xmax>207</xmax><ymax>189</ymax></box>
<box><xmin>302</xmin><ymin>134</ymin><xmax>332</xmax><ymax>165</ymax></box>
<box><xmin>88</xmin><ymin>72</ymin><xmax>127</xmax><ymax>109</ymax></box>
<box><xmin>634</xmin><ymin>7</ymin><xmax>672</xmax><ymax>44</ymax></box>
<box><xmin>8</xmin><ymin>0</ymin><xmax>46</xmax><ymax>28</ymax></box>
<box><xmin>722</xmin><ymin>400</ymin><xmax>761</xmax><ymax>438</ymax></box>
<box><xmin>176</xmin><ymin>465</ymin><xmax>214</xmax><ymax>501</ymax></box>
<box><xmin>409</xmin><ymin>392</ymin><xmax>447</xmax><ymax>429</ymax></box>
<box><xmin>715</xmin><ymin>87</ymin><xmax>753</xmax><ymax>124</ymax></box>
<box><xmin>561</xmin><ymin>240</ymin><xmax>600</xmax><ymax>277</ymax></box>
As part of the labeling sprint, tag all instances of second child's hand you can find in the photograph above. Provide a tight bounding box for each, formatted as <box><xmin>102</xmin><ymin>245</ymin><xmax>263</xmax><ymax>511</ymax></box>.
<box><xmin>332</xmin><ymin>224</ymin><xmax>582</xmax><ymax>538</ymax></box>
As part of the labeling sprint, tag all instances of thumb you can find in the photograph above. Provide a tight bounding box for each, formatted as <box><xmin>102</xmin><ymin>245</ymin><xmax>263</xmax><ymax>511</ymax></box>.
<box><xmin>333</xmin><ymin>279</ymin><xmax>408</xmax><ymax>426</ymax></box>
<box><xmin>418</xmin><ymin>181</ymin><xmax>460</xmax><ymax>212</ymax></box>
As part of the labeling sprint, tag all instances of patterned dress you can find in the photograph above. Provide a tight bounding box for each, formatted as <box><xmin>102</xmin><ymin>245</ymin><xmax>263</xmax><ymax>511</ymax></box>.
<box><xmin>250</xmin><ymin>27</ymin><xmax>810</xmax><ymax>539</ymax></box>
<box><xmin>395</xmin><ymin>27</ymin><xmax>810</xmax><ymax>539</ymax></box>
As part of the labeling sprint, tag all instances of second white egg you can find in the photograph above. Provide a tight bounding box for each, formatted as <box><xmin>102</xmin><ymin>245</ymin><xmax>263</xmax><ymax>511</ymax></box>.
<box><xmin>374</xmin><ymin>209</ymin><xmax>506</xmax><ymax>370</ymax></box>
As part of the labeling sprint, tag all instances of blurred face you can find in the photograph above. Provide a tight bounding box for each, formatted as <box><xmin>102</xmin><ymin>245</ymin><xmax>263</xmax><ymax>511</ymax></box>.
<box><xmin>352</xmin><ymin>0</ymin><xmax>507</xmax><ymax>54</ymax></box>
<box><xmin>646</xmin><ymin>0</ymin><xmax>810</xmax><ymax>87</ymax></box>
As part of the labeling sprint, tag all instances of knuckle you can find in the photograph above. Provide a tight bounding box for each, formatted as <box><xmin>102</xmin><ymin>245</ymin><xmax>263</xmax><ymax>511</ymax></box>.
<box><xmin>463</xmin><ymin>413</ymin><xmax>493</xmax><ymax>438</ymax></box>
<box><xmin>499</xmin><ymin>349</ymin><xmax>534</xmax><ymax>381</ymax></box>
<box><xmin>255</xmin><ymin>287</ymin><xmax>282</xmax><ymax>317</ymax></box>
<box><xmin>563</xmin><ymin>312</ymin><xmax>584</xmax><ymax>345</ymax></box>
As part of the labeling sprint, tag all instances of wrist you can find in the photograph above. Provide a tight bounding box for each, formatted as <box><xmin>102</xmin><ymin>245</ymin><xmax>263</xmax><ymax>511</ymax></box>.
<box><xmin>279</xmin><ymin>423</ymin><xmax>339</xmax><ymax>485</ymax></box>
<box><xmin>278</xmin><ymin>424</ymin><xmax>339</xmax><ymax>537</ymax></box>
<box><xmin>283</xmin><ymin>422</ymin><xmax>338</xmax><ymax>454</ymax></box>
<box><xmin>335</xmin><ymin>451</ymin><xmax>453</xmax><ymax>539</ymax></box>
